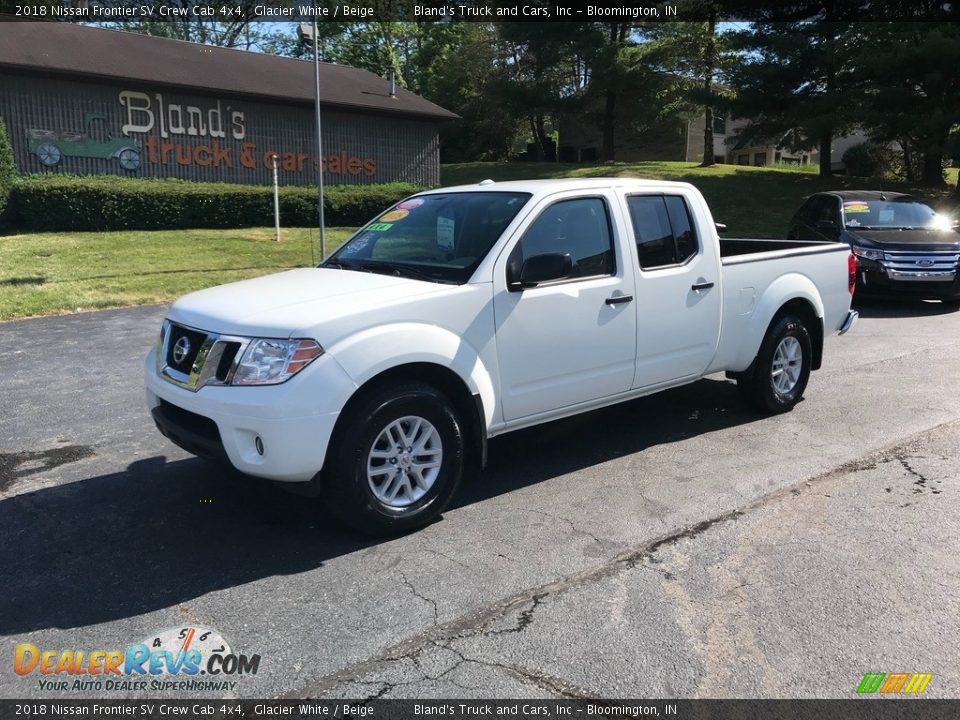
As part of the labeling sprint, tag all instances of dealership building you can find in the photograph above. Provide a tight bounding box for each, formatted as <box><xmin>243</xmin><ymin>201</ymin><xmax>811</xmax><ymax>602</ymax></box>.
<box><xmin>0</xmin><ymin>23</ymin><xmax>457</xmax><ymax>186</ymax></box>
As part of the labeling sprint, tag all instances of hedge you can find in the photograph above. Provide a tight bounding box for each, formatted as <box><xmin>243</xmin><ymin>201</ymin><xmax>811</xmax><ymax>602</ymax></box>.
<box><xmin>5</xmin><ymin>175</ymin><xmax>422</xmax><ymax>232</ymax></box>
<box><xmin>0</xmin><ymin>119</ymin><xmax>16</xmax><ymax>221</ymax></box>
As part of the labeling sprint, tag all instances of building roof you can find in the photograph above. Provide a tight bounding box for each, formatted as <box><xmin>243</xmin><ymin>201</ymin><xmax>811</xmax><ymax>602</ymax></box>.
<box><xmin>0</xmin><ymin>22</ymin><xmax>458</xmax><ymax>122</ymax></box>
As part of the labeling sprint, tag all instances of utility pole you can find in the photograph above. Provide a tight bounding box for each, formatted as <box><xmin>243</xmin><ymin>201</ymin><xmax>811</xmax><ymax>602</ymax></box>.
<box><xmin>298</xmin><ymin>22</ymin><xmax>326</xmax><ymax>263</ymax></box>
<box><xmin>271</xmin><ymin>153</ymin><xmax>280</xmax><ymax>242</ymax></box>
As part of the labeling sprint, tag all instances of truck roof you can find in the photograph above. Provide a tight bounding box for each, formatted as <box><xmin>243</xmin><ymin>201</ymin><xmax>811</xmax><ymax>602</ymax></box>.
<box><xmin>421</xmin><ymin>177</ymin><xmax>695</xmax><ymax>198</ymax></box>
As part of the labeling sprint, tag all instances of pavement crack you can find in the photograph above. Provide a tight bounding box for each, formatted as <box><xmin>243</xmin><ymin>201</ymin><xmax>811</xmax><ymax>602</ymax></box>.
<box><xmin>436</xmin><ymin>641</ymin><xmax>595</xmax><ymax>699</ymax></box>
<box><xmin>416</xmin><ymin>545</ymin><xmax>472</xmax><ymax>569</ymax></box>
<box><xmin>397</xmin><ymin>568</ymin><xmax>440</xmax><ymax>625</ymax></box>
<box><xmin>520</xmin><ymin>508</ymin><xmax>605</xmax><ymax>545</ymax></box>
<box><xmin>484</xmin><ymin>592</ymin><xmax>547</xmax><ymax>636</ymax></box>
<box><xmin>898</xmin><ymin>456</ymin><xmax>933</xmax><ymax>489</ymax></box>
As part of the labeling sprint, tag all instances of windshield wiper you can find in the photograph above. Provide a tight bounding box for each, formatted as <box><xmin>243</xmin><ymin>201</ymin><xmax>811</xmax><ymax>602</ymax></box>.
<box><xmin>342</xmin><ymin>260</ymin><xmax>455</xmax><ymax>284</ymax></box>
<box><xmin>322</xmin><ymin>259</ymin><xmax>373</xmax><ymax>273</ymax></box>
<box><xmin>386</xmin><ymin>264</ymin><xmax>456</xmax><ymax>284</ymax></box>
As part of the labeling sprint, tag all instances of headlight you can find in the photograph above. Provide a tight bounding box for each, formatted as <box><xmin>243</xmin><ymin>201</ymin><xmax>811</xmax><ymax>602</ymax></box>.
<box><xmin>851</xmin><ymin>245</ymin><xmax>884</xmax><ymax>262</ymax></box>
<box><xmin>232</xmin><ymin>338</ymin><xmax>324</xmax><ymax>386</ymax></box>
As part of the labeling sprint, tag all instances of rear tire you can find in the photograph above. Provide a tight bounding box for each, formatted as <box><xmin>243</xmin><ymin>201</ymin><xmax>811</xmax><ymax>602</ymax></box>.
<box><xmin>737</xmin><ymin>314</ymin><xmax>812</xmax><ymax>414</ymax></box>
<box><xmin>323</xmin><ymin>382</ymin><xmax>464</xmax><ymax>536</ymax></box>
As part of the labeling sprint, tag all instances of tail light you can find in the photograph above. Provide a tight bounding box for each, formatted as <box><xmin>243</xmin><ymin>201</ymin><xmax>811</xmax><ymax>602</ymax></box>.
<box><xmin>848</xmin><ymin>253</ymin><xmax>856</xmax><ymax>295</ymax></box>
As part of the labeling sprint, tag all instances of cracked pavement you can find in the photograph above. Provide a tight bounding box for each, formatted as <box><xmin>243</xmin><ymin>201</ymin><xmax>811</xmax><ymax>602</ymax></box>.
<box><xmin>1</xmin><ymin>297</ymin><xmax>959</xmax><ymax>699</ymax></box>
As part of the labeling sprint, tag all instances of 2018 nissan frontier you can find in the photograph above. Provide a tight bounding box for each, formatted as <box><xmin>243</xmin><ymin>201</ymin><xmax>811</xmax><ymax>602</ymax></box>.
<box><xmin>146</xmin><ymin>179</ymin><xmax>858</xmax><ymax>534</ymax></box>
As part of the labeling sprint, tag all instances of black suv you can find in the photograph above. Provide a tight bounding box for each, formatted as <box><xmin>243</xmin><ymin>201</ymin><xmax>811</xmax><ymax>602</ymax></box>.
<box><xmin>787</xmin><ymin>191</ymin><xmax>960</xmax><ymax>305</ymax></box>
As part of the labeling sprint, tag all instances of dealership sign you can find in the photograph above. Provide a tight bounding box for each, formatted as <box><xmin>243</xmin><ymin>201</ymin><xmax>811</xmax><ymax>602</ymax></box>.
<box><xmin>26</xmin><ymin>88</ymin><xmax>376</xmax><ymax>178</ymax></box>
<box><xmin>118</xmin><ymin>90</ymin><xmax>376</xmax><ymax>177</ymax></box>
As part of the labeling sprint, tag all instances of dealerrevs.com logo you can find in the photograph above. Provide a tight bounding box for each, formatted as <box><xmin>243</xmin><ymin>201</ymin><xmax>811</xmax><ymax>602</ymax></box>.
<box><xmin>14</xmin><ymin>626</ymin><xmax>261</xmax><ymax>693</ymax></box>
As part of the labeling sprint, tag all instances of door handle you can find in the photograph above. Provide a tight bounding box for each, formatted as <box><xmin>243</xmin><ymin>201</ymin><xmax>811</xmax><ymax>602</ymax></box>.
<box><xmin>605</xmin><ymin>294</ymin><xmax>633</xmax><ymax>305</ymax></box>
<box><xmin>691</xmin><ymin>281</ymin><xmax>715</xmax><ymax>291</ymax></box>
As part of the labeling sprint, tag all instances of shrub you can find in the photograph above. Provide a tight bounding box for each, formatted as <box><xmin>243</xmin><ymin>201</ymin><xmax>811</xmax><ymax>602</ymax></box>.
<box><xmin>0</xmin><ymin>118</ymin><xmax>17</xmax><ymax>221</ymax></box>
<box><xmin>6</xmin><ymin>175</ymin><xmax>421</xmax><ymax>232</ymax></box>
<box><xmin>841</xmin><ymin>141</ymin><xmax>891</xmax><ymax>178</ymax></box>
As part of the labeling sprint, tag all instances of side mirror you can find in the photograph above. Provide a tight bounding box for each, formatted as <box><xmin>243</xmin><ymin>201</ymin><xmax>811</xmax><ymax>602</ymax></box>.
<box><xmin>516</xmin><ymin>252</ymin><xmax>573</xmax><ymax>288</ymax></box>
<box><xmin>715</xmin><ymin>222</ymin><xmax>728</xmax><ymax>234</ymax></box>
<box><xmin>816</xmin><ymin>219</ymin><xmax>839</xmax><ymax>233</ymax></box>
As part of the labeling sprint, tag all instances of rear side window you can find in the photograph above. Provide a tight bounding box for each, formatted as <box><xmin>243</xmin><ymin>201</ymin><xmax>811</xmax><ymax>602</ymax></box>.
<box><xmin>511</xmin><ymin>197</ymin><xmax>615</xmax><ymax>279</ymax></box>
<box><xmin>628</xmin><ymin>195</ymin><xmax>700</xmax><ymax>269</ymax></box>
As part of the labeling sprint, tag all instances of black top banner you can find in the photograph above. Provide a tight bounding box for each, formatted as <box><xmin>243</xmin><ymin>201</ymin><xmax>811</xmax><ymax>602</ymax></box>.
<box><xmin>0</xmin><ymin>0</ymin><xmax>958</xmax><ymax>23</ymax></box>
<box><xmin>2</xmin><ymin>700</ymin><xmax>960</xmax><ymax>720</ymax></box>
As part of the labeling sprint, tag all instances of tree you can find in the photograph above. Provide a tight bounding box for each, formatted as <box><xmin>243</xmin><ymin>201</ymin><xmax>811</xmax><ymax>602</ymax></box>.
<box><xmin>90</xmin><ymin>0</ymin><xmax>293</xmax><ymax>50</ymax></box>
<box><xmin>494</xmin><ymin>23</ymin><xmax>592</xmax><ymax>161</ymax></box>
<box><xmin>644</xmin><ymin>8</ymin><xmax>733</xmax><ymax>167</ymax></box>
<box><xmin>726</xmin><ymin>12</ymin><xmax>863</xmax><ymax>176</ymax></box>
<box><xmin>854</xmin><ymin>23</ymin><xmax>960</xmax><ymax>187</ymax></box>
<box><xmin>309</xmin><ymin>22</ymin><xmax>521</xmax><ymax>162</ymax></box>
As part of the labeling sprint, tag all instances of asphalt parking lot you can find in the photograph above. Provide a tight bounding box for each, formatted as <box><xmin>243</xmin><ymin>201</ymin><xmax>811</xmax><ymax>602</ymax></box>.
<box><xmin>1</xmin><ymin>298</ymin><xmax>958</xmax><ymax>699</ymax></box>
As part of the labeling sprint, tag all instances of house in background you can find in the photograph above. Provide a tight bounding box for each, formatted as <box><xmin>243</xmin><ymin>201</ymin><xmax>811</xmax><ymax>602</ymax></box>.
<box><xmin>561</xmin><ymin>104</ymin><xmax>872</xmax><ymax>172</ymax></box>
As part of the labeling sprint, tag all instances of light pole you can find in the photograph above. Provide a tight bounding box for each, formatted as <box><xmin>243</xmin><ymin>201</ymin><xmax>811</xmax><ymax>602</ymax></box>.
<box><xmin>298</xmin><ymin>22</ymin><xmax>326</xmax><ymax>263</ymax></box>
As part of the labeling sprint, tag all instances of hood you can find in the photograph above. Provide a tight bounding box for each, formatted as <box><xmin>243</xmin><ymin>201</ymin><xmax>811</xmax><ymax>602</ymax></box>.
<box><xmin>166</xmin><ymin>268</ymin><xmax>457</xmax><ymax>338</ymax></box>
<box><xmin>846</xmin><ymin>228</ymin><xmax>960</xmax><ymax>251</ymax></box>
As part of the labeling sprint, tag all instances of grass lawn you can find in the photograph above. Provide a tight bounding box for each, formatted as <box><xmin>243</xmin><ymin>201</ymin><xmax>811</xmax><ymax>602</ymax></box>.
<box><xmin>0</xmin><ymin>227</ymin><xmax>353</xmax><ymax>321</ymax></box>
<box><xmin>442</xmin><ymin>161</ymin><xmax>960</xmax><ymax>238</ymax></box>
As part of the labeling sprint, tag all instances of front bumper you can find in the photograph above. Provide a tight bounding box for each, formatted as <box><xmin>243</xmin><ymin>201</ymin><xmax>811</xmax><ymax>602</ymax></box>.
<box><xmin>855</xmin><ymin>258</ymin><xmax>960</xmax><ymax>300</ymax></box>
<box><xmin>145</xmin><ymin>348</ymin><xmax>356</xmax><ymax>482</ymax></box>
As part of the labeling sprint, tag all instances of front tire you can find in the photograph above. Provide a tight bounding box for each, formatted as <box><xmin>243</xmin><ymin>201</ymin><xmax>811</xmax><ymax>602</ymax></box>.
<box><xmin>323</xmin><ymin>382</ymin><xmax>464</xmax><ymax>535</ymax></box>
<box><xmin>737</xmin><ymin>314</ymin><xmax>812</xmax><ymax>414</ymax></box>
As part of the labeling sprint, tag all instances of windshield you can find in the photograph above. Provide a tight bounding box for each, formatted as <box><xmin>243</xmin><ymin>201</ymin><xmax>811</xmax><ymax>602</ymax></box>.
<box><xmin>324</xmin><ymin>191</ymin><xmax>532</xmax><ymax>284</ymax></box>
<box><xmin>842</xmin><ymin>198</ymin><xmax>946</xmax><ymax>230</ymax></box>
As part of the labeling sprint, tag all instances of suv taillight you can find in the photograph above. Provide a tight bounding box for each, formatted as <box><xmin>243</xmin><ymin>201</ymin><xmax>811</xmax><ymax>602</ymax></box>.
<box><xmin>848</xmin><ymin>253</ymin><xmax>856</xmax><ymax>295</ymax></box>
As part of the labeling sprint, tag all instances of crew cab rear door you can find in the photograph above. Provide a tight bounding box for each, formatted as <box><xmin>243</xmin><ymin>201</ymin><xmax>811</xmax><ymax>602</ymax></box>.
<box><xmin>493</xmin><ymin>191</ymin><xmax>637</xmax><ymax>422</ymax></box>
<box><xmin>621</xmin><ymin>190</ymin><xmax>722</xmax><ymax>389</ymax></box>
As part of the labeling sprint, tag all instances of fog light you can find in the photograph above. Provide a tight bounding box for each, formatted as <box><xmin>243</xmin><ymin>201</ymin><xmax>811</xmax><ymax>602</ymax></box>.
<box><xmin>255</xmin><ymin>436</ymin><xmax>264</xmax><ymax>456</ymax></box>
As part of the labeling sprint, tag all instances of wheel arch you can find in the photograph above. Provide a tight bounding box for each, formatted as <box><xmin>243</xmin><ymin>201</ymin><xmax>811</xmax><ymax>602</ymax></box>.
<box><xmin>773</xmin><ymin>297</ymin><xmax>824</xmax><ymax>370</ymax></box>
<box><xmin>328</xmin><ymin>362</ymin><xmax>488</xmax><ymax>471</ymax></box>
<box><xmin>748</xmin><ymin>275</ymin><xmax>825</xmax><ymax>372</ymax></box>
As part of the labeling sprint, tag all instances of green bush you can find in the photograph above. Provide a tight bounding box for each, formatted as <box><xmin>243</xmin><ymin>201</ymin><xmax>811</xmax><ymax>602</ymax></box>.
<box><xmin>841</xmin><ymin>141</ymin><xmax>892</xmax><ymax>178</ymax></box>
<box><xmin>0</xmin><ymin>118</ymin><xmax>17</xmax><ymax>221</ymax></box>
<box><xmin>6</xmin><ymin>175</ymin><xmax>421</xmax><ymax>232</ymax></box>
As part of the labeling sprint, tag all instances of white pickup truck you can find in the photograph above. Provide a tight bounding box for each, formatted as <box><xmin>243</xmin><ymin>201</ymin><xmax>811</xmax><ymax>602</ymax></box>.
<box><xmin>146</xmin><ymin>179</ymin><xmax>857</xmax><ymax>534</ymax></box>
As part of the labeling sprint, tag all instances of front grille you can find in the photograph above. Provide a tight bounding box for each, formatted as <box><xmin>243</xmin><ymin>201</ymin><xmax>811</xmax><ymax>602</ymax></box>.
<box><xmin>882</xmin><ymin>249</ymin><xmax>960</xmax><ymax>278</ymax></box>
<box><xmin>215</xmin><ymin>342</ymin><xmax>241</xmax><ymax>381</ymax></box>
<box><xmin>158</xmin><ymin>322</ymin><xmax>250</xmax><ymax>392</ymax></box>
<box><xmin>165</xmin><ymin>324</ymin><xmax>208</xmax><ymax>374</ymax></box>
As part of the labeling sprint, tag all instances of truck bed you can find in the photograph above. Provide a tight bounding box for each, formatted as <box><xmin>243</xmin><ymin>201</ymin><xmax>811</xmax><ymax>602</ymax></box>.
<box><xmin>719</xmin><ymin>238</ymin><xmax>839</xmax><ymax>261</ymax></box>
<box><xmin>709</xmin><ymin>237</ymin><xmax>853</xmax><ymax>375</ymax></box>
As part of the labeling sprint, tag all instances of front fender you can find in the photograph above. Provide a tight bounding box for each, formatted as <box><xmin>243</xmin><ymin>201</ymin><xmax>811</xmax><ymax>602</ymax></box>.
<box><xmin>327</xmin><ymin>322</ymin><xmax>497</xmax><ymax>430</ymax></box>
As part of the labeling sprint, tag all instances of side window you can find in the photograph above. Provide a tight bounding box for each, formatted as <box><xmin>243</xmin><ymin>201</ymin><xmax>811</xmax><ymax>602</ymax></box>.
<box><xmin>512</xmin><ymin>197</ymin><xmax>615</xmax><ymax>279</ymax></box>
<box><xmin>811</xmin><ymin>196</ymin><xmax>835</xmax><ymax>223</ymax></box>
<box><xmin>628</xmin><ymin>195</ymin><xmax>700</xmax><ymax>270</ymax></box>
<box><xmin>796</xmin><ymin>197</ymin><xmax>817</xmax><ymax>223</ymax></box>
<box><xmin>665</xmin><ymin>196</ymin><xmax>698</xmax><ymax>263</ymax></box>
<box><xmin>823</xmin><ymin>197</ymin><xmax>842</xmax><ymax>225</ymax></box>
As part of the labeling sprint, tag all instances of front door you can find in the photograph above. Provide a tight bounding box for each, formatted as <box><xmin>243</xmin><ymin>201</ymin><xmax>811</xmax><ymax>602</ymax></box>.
<box><xmin>493</xmin><ymin>194</ymin><xmax>637</xmax><ymax>421</ymax></box>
